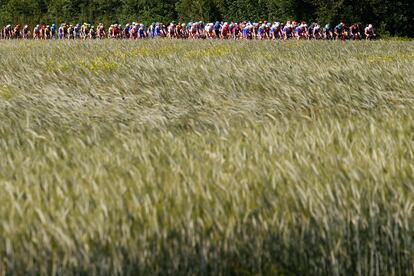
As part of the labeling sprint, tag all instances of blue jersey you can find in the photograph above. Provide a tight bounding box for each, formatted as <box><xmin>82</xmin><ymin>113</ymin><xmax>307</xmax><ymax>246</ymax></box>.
<box><xmin>335</xmin><ymin>24</ymin><xmax>343</xmax><ymax>32</ymax></box>
<box><xmin>242</xmin><ymin>28</ymin><xmax>249</xmax><ymax>37</ymax></box>
<box><xmin>283</xmin><ymin>26</ymin><xmax>291</xmax><ymax>34</ymax></box>
<box><xmin>214</xmin><ymin>22</ymin><xmax>221</xmax><ymax>31</ymax></box>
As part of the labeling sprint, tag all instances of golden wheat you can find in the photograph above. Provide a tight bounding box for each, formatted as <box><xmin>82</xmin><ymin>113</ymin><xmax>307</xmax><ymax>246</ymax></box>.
<box><xmin>0</xmin><ymin>39</ymin><xmax>413</xmax><ymax>274</ymax></box>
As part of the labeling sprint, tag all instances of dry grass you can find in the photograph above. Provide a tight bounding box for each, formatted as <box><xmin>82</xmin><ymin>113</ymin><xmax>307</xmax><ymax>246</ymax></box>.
<box><xmin>0</xmin><ymin>39</ymin><xmax>413</xmax><ymax>274</ymax></box>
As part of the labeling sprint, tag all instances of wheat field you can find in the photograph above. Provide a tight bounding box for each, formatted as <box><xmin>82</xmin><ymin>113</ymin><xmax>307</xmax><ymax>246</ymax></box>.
<box><xmin>0</xmin><ymin>39</ymin><xmax>413</xmax><ymax>274</ymax></box>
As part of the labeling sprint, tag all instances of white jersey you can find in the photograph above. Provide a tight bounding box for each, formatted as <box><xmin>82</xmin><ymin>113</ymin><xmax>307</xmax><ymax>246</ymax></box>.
<box><xmin>365</xmin><ymin>27</ymin><xmax>373</xmax><ymax>33</ymax></box>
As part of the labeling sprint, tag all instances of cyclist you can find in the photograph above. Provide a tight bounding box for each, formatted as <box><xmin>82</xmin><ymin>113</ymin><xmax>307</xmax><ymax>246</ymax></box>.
<box><xmin>349</xmin><ymin>23</ymin><xmax>361</xmax><ymax>40</ymax></box>
<box><xmin>365</xmin><ymin>24</ymin><xmax>375</xmax><ymax>40</ymax></box>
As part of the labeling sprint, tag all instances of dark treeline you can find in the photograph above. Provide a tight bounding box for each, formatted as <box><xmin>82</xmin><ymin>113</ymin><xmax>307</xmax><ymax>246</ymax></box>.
<box><xmin>0</xmin><ymin>0</ymin><xmax>413</xmax><ymax>37</ymax></box>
